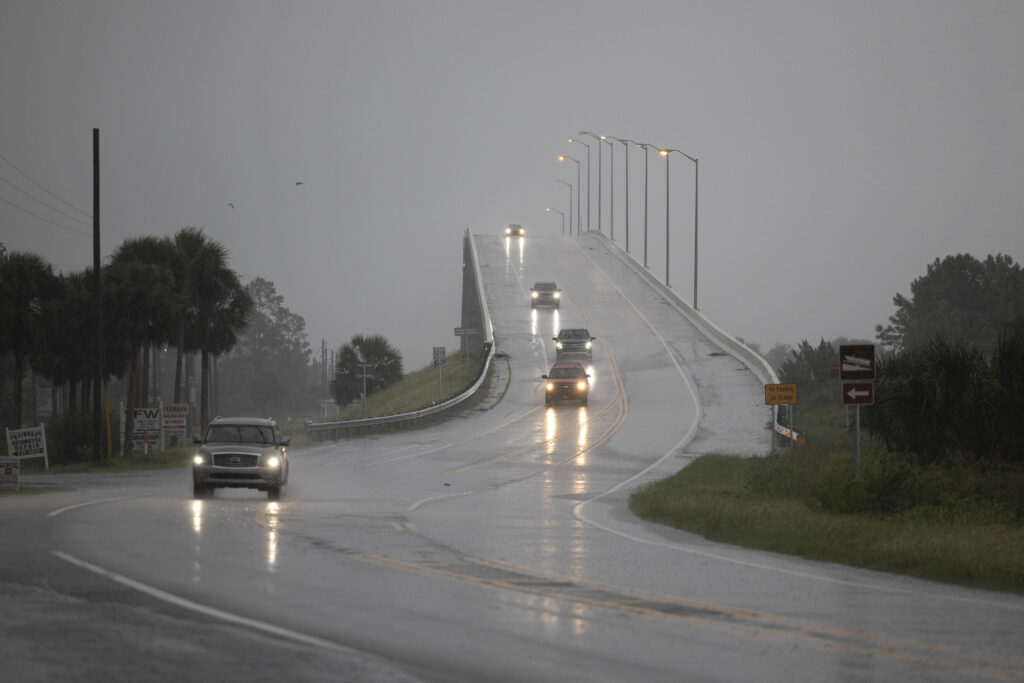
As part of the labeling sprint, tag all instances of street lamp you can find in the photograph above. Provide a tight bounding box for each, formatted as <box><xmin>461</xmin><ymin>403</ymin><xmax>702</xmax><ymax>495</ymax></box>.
<box><xmin>613</xmin><ymin>137</ymin><xmax>634</xmax><ymax>253</ymax></box>
<box><xmin>661</xmin><ymin>147</ymin><xmax>699</xmax><ymax>307</ymax></box>
<box><xmin>568</xmin><ymin>137</ymin><xmax>591</xmax><ymax>232</ymax></box>
<box><xmin>554</xmin><ymin>179</ymin><xmax>573</xmax><ymax>236</ymax></box>
<box><xmin>578</xmin><ymin>131</ymin><xmax>603</xmax><ymax>231</ymax></box>
<box><xmin>546</xmin><ymin>207</ymin><xmax>564</xmax><ymax>235</ymax></box>
<box><xmin>602</xmin><ymin>136</ymin><xmax>616</xmax><ymax>240</ymax></box>
<box><xmin>636</xmin><ymin>142</ymin><xmax>656</xmax><ymax>269</ymax></box>
<box><xmin>557</xmin><ymin>154</ymin><xmax>581</xmax><ymax>235</ymax></box>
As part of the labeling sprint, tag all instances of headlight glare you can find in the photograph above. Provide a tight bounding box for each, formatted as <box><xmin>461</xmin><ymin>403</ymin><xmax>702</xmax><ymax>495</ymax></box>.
<box><xmin>577</xmin><ymin>381</ymin><xmax>587</xmax><ymax>391</ymax></box>
<box><xmin>546</xmin><ymin>382</ymin><xmax>554</xmax><ymax>392</ymax></box>
<box><xmin>193</xmin><ymin>454</ymin><xmax>205</xmax><ymax>466</ymax></box>
<box><xmin>265</xmin><ymin>455</ymin><xmax>281</xmax><ymax>468</ymax></box>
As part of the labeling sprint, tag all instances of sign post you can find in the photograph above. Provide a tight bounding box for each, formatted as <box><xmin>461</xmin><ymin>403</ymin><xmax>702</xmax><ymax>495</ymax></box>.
<box><xmin>433</xmin><ymin>347</ymin><xmax>446</xmax><ymax>401</ymax></box>
<box><xmin>453</xmin><ymin>327</ymin><xmax>479</xmax><ymax>364</ymax></box>
<box><xmin>765</xmin><ymin>383</ymin><xmax>800</xmax><ymax>448</ymax></box>
<box><xmin>839</xmin><ymin>344</ymin><xmax>876</xmax><ymax>477</ymax></box>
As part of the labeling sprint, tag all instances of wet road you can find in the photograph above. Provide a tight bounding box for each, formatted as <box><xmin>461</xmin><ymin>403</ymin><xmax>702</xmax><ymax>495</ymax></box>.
<box><xmin>4</xmin><ymin>232</ymin><xmax>1023</xmax><ymax>682</ymax></box>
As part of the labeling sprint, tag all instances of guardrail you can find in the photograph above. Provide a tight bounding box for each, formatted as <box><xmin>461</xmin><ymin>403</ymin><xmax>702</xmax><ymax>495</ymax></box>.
<box><xmin>305</xmin><ymin>230</ymin><xmax>495</xmax><ymax>440</ymax></box>
<box><xmin>589</xmin><ymin>231</ymin><xmax>799</xmax><ymax>445</ymax></box>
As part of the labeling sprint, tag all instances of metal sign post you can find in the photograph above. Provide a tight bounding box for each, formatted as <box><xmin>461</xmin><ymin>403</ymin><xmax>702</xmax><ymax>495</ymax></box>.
<box><xmin>839</xmin><ymin>344</ymin><xmax>876</xmax><ymax>478</ymax></box>
<box><xmin>433</xmin><ymin>347</ymin><xmax>446</xmax><ymax>401</ymax></box>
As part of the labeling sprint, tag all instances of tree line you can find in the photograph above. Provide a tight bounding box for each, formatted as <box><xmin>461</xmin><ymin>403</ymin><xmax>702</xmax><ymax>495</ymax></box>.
<box><xmin>0</xmin><ymin>229</ymin><xmax>316</xmax><ymax>461</ymax></box>
<box><xmin>767</xmin><ymin>252</ymin><xmax>1024</xmax><ymax>467</ymax></box>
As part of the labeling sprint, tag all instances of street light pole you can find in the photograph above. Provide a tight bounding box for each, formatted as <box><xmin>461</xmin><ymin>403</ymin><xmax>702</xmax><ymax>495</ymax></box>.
<box><xmin>613</xmin><ymin>138</ymin><xmax>633</xmax><ymax>253</ymax></box>
<box><xmin>662</xmin><ymin>148</ymin><xmax>699</xmax><ymax>307</ymax></box>
<box><xmin>660</xmin><ymin>149</ymin><xmax>671</xmax><ymax>287</ymax></box>
<box><xmin>558</xmin><ymin>154</ymin><xmax>581</xmax><ymax>235</ymax></box>
<box><xmin>579</xmin><ymin>131</ymin><xmax>602</xmax><ymax>231</ymax></box>
<box><xmin>636</xmin><ymin>143</ymin><xmax>654</xmax><ymax>269</ymax></box>
<box><xmin>554</xmin><ymin>180</ymin><xmax>572</xmax><ymax>235</ymax></box>
<box><xmin>568</xmin><ymin>137</ymin><xmax>591</xmax><ymax>232</ymax></box>
<box><xmin>602</xmin><ymin>137</ymin><xmax>615</xmax><ymax>240</ymax></box>
<box><xmin>546</xmin><ymin>207</ymin><xmax>565</xmax><ymax>235</ymax></box>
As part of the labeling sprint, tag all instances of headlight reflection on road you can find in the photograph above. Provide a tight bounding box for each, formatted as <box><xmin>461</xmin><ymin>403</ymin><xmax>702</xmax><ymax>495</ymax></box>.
<box><xmin>551</xmin><ymin>309</ymin><xmax>560</xmax><ymax>338</ymax></box>
<box><xmin>545</xmin><ymin>408</ymin><xmax>557</xmax><ymax>454</ymax></box>
<box><xmin>191</xmin><ymin>500</ymin><xmax>203</xmax><ymax>534</ymax></box>
<box><xmin>266</xmin><ymin>502</ymin><xmax>280</xmax><ymax>571</ymax></box>
<box><xmin>531</xmin><ymin>308</ymin><xmax>538</xmax><ymax>337</ymax></box>
<box><xmin>576</xmin><ymin>408</ymin><xmax>588</xmax><ymax>457</ymax></box>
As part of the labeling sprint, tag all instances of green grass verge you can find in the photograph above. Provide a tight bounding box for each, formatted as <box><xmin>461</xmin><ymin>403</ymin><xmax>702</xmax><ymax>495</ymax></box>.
<box><xmin>629</xmin><ymin>407</ymin><xmax>1024</xmax><ymax>594</ymax></box>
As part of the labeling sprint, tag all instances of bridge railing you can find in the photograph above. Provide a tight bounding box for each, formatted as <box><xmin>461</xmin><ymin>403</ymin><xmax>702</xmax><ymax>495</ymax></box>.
<box><xmin>305</xmin><ymin>230</ymin><xmax>494</xmax><ymax>440</ymax></box>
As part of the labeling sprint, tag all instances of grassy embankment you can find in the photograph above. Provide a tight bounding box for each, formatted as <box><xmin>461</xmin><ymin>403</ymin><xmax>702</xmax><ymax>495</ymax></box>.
<box><xmin>629</xmin><ymin>403</ymin><xmax>1024</xmax><ymax>594</ymax></box>
<box><xmin>3</xmin><ymin>349</ymin><xmax>493</xmax><ymax>485</ymax></box>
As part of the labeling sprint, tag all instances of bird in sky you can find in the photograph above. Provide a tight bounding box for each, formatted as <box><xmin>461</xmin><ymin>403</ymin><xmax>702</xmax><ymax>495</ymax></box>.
<box><xmin>296</xmin><ymin>181</ymin><xmax>304</xmax><ymax>186</ymax></box>
<box><xmin>228</xmin><ymin>202</ymin><xmax>234</xmax><ymax>209</ymax></box>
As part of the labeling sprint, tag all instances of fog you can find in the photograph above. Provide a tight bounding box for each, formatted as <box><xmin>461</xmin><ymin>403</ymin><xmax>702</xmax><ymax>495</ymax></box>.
<box><xmin>3</xmin><ymin>1</ymin><xmax>1022</xmax><ymax>368</ymax></box>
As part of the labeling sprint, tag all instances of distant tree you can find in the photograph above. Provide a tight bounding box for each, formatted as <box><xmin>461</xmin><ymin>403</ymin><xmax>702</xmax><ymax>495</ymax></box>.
<box><xmin>762</xmin><ymin>343</ymin><xmax>793</xmax><ymax>375</ymax></box>
<box><xmin>875</xmin><ymin>253</ymin><xmax>1024</xmax><ymax>354</ymax></box>
<box><xmin>330</xmin><ymin>334</ymin><xmax>404</xmax><ymax>406</ymax></box>
<box><xmin>0</xmin><ymin>251</ymin><xmax>60</xmax><ymax>428</ymax></box>
<box><xmin>218</xmin><ymin>277</ymin><xmax>312</xmax><ymax>414</ymax></box>
<box><xmin>777</xmin><ymin>339</ymin><xmax>837</xmax><ymax>406</ymax></box>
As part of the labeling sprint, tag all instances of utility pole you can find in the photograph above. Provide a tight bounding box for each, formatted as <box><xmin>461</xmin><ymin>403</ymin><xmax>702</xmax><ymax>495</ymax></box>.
<box><xmin>358</xmin><ymin>362</ymin><xmax>374</xmax><ymax>418</ymax></box>
<box><xmin>92</xmin><ymin>128</ymin><xmax>103</xmax><ymax>462</ymax></box>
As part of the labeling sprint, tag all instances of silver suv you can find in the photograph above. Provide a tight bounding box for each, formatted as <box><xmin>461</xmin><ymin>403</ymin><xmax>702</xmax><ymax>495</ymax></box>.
<box><xmin>192</xmin><ymin>417</ymin><xmax>290</xmax><ymax>500</ymax></box>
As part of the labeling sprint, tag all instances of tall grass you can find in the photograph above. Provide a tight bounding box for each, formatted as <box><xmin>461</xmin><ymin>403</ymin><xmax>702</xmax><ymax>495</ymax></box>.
<box><xmin>630</xmin><ymin>404</ymin><xmax>1024</xmax><ymax>593</ymax></box>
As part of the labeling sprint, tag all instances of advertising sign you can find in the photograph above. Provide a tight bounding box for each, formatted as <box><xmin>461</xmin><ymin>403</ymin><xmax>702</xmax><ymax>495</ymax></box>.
<box><xmin>162</xmin><ymin>403</ymin><xmax>189</xmax><ymax>440</ymax></box>
<box><xmin>131</xmin><ymin>407</ymin><xmax>162</xmax><ymax>451</ymax></box>
<box><xmin>764</xmin><ymin>383</ymin><xmax>798</xmax><ymax>405</ymax></box>
<box><xmin>5</xmin><ymin>425</ymin><xmax>49</xmax><ymax>468</ymax></box>
<box><xmin>0</xmin><ymin>456</ymin><xmax>19</xmax><ymax>490</ymax></box>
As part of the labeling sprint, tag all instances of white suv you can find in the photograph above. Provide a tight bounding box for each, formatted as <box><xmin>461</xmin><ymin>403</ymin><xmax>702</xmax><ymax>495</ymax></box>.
<box><xmin>192</xmin><ymin>417</ymin><xmax>290</xmax><ymax>500</ymax></box>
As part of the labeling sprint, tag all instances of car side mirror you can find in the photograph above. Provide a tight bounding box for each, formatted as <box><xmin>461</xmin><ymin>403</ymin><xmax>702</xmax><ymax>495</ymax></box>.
<box><xmin>541</xmin><ymin>374</ymin><xmax>549</xmax><ymax>379</ymax></box>
<box><xmin>192</xmin><ymin>434</ymin><xmax>203</xmax><ymax>444</ymax></box>
<box><xmin>552</xmin><ymin>337</ymin><xmax>558</xmax><ymax>342</ymax></box>
<box><xmin>280</xmin><ymin>436</ymin><xmax>291</xmax><ymax>446</ymax></box>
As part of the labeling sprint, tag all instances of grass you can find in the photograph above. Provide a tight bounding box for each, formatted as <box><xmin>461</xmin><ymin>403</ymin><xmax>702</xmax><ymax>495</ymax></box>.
<box><xmin>331</xmin><ymin>349</ymin><xmax>488</xmax><ymax>420</ymax></box>
<box><xmin>629</xmin><ymin>404</ymin><xmax>1024</xmax><ymax>594</ymax></box>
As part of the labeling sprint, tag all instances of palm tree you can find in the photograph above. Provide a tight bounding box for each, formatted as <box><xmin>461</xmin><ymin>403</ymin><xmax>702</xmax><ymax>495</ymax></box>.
<box><xmin>173</xmin><ymin>228</ymin><xmax>251</xmax><ymax>432</ymax></box>
<box><xmin>0</xmin><ymin>251</ymin><xmax>59</xmax><ymax>428</ymax></box>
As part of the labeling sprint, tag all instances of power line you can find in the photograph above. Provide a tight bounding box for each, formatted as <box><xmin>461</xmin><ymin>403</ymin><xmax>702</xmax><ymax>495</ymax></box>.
<box><xmin>0</xmin><ymin>147</ymin><xmax>92</xmax><ymax>218</ymax></box>
<box><xmin>0</xmin><ymin>195</ymin><xmax>91</xmax><ymax>236</ymax></box>
<box><xmin>0</xmin><ymin>174</ymin><xmax>93</xmax><ymax>227</ymax></box>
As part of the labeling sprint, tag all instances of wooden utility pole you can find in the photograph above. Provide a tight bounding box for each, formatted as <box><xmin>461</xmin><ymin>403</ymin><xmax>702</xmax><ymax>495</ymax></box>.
<box><xmin>92</xmin><ymin>128</ymin><xmax>103</xmax><ymax>462</ymax></box>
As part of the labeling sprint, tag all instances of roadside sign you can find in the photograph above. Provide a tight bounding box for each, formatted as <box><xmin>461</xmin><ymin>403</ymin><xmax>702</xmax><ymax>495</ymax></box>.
<box><xmin>843</xmin><ymin>382</ymin><xmax>875</xmax><ymax>405</ymax></box>
<box><xmin>839</xmin><ymin>344</ymin><xmax>876</xmax><ymax>381</ymax></box>
<box><xmin>433</xmin><ymin>346</ymin><xmax>446</xmax><ymax>369</ymax></box>
<box><xmin>0</xmin><ymin>456</ymin><xmax>19</xmax><ymax>490</ymax></box>
<box><xmin>5</xmin><ymin>425</ymin><xmax>49</xmax><ymax>469</ymax></box>
<box><xmin>764</xmin><ymin>383</ymin><xmax>798</xmax><ymax>405</ymax></box>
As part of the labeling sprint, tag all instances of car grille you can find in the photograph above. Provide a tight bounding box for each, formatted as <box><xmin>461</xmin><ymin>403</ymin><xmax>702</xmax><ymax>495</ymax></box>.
<box><xmin>213</xmin><ymin>453</ymin><xmax>260</xmax><ymax>467</ymax></box>
<box><xmin>211</xmin><ymin>472</ymin><xmax>262</xmax><ymax>480</ymax></box>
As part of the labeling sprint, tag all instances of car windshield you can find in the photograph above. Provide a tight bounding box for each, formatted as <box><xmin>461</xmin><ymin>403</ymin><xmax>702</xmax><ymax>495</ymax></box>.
<box><xmin>560</xmin><ymin>330</ymin><xmax>589</xmax><ymax>339</ymax></box>
<box><xmin>534</xmin><ymin>283</ymin><xmax>556</xmax><ymax>291</ymax></box>
<box><xmin>550</xmin><ymin>366</ymin><xmax>583</xmax><ymax>378</ymax></box>
<box><xmin>206</xmin><ymin>424</ymin><xmax>274</xmax><ymax>444</ymax></box>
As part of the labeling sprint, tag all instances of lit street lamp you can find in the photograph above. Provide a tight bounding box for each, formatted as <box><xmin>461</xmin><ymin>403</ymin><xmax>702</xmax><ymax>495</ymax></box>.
<box><xmin>636</xmin><ymin>142</ymin><xmax>656</xmax><ymax>269</ymax></box>
<box><xmin>661</xmin><ymin>147</ymin><xmax>699</xmax><ymax>307</ymax></box>
<box><xmin>602</xmin><ymin>136</ymin><xmax>616</xmax><ymax>240</ymax></box>
<box><xmin>557</xmin><ymin>154</ymin><xmax>581</xmax><ymax>235</ymax></box>
<box><xmin>578</xmin><ymin>131</ymin><xmax>603</xmax><ymax>231</ymax></box>
<box><xmin>546</xmin><ymin>207</ymin><xmax>565</xmax><ymax>235</ymax></box>
<box><xmin>612</xmin><ymin>137</ymin><xmax>634</xmax><ymax>253</ymax></box>
<box><xmin>554</xmin><ymin>179</ymin><xmax>573</xmax><ymax>235</ymax></box>
<box><xmin>568</xmin><ymin>137</ymin><xmax>591</xmax><ymax>231</ymax></box>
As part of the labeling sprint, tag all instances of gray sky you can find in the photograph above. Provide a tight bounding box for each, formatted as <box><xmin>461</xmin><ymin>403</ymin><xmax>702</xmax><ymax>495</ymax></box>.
<box><xmin>3</xmin><ymin>1</ymin><xmax>1023</xmax><ymax>367</ymax></box>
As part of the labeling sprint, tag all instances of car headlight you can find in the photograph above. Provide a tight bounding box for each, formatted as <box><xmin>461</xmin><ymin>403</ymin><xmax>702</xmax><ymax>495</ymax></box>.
<box><xmin>577</xmin><ymin>381</ymin><xmax>587</xmax><ymax>391</ymax></box>
<box><xmin>553</xmin><ymin>292</ymin><xmax>560</xmax><ymax>299</ymax></box>
<box><xmin>556</xmin><ymin>342</ymin><xmax>563</xmax><ymax>349</ymax></box>
<box><xmin>531</xmin><ymin>291</ymin><xmax>538</xmax><ymax>298</ymax></box>
<box><xmin>546</xmin><ymin>382</ymin><xmax>554</xmax><ymax>392</ymax></box>
<box><xmin>193</xmin><ymin>453</ymin><xmax>206</xmax><ymax>466</ymax></box>
<box><xmin>505</xmin><ymin>228</ymin><xmax>511</xmax><ymax>234</ymax></box>
<box><xmin>585</xmin><ymin>341</ymin><xmax>592</xmax><ymax>349</ymax></box>
<box><xmin>264</xmin><ymin>455</ymin><xmax>281</xmax><ymax>468</ymax></box>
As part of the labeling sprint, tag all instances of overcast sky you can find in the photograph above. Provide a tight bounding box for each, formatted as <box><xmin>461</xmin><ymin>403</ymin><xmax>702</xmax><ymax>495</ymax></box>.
<box><xmin>3</xmin><ymin>1</ymin><xmax>1022</xmax><ymax>368</ymax></box>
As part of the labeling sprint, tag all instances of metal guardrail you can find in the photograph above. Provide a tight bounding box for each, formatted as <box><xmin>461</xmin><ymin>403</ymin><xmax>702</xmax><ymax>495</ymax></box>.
<box><xmin>305</xmin><ymin>230</ymin><xmax>494</xmax><ymax>440</ymax></box>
